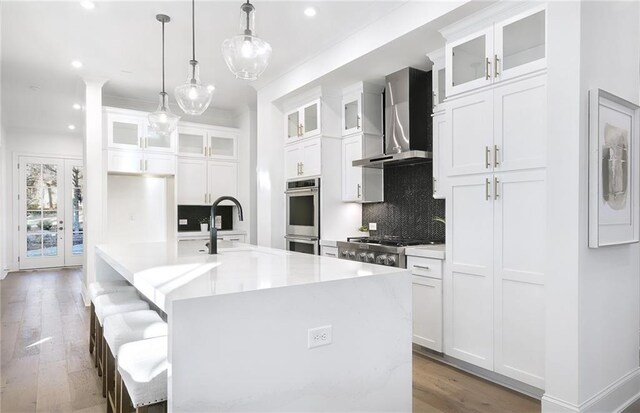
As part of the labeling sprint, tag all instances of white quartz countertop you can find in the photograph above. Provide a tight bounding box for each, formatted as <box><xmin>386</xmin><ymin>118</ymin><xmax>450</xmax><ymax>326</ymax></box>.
<box><xmin>96</xmin><ymin>240</ymin><xmax>407</xmax><ymax>312</ymax></box>
<box><xmin>404</xmin><ymin>244</ymin><xmax>445</xmax><ymax>260</ymax></box>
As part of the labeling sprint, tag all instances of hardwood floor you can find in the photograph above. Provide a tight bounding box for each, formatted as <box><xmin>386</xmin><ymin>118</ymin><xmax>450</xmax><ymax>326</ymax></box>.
<box><xmin>0</xmin><ymin>269</ymin><xmax>637</xmax><ymax>413</ymax></box>
<box><xmin>1</xmin><ymin>268</ymin><xmax>105</xmax><ymax>413</ymax></box>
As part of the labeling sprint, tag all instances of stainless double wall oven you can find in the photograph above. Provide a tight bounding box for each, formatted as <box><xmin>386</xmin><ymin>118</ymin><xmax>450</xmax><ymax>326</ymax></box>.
<box><xmin>285</xmin><ymin>178</ymin><xmax>320</xmax><ymax>255</ymax></box>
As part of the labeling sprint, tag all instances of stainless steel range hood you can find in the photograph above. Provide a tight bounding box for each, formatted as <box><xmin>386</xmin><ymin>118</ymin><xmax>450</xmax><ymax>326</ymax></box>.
<box><xmin>353</xmin><ymin>67</ymin><xmax>432</xmax><ymax>168</ymax></box>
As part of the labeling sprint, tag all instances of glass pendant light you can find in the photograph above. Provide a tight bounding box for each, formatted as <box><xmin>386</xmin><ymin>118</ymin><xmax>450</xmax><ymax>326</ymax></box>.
<box><xmin>149</xmin><ymin>14</ymin><xmax>180</xmax><ymax>137</ymax></box>
<box><xmin>175</xmin><ymin>0</ymin><xmax>213</xmax><ymax>115</ymax></box>
<box><xmin>221</xmin><ymin>0</ymin><xmax>272</xmax><ymax>81</ymax></box>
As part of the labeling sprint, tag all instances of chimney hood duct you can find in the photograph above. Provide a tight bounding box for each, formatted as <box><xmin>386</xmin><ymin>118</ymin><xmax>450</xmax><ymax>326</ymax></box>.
<box><xmin>353</xmin><ymin>67</ymin><xmax>432</xmax><ymax>168</ymax></box>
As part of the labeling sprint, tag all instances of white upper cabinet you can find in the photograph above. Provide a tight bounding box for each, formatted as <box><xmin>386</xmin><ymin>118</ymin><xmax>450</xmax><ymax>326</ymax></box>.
<box><xmin>341</xmin><ymin>82</ymin><xmax>383</xmax><ymax>137</ymax></box>
<box><xmin>284</xmin><ymin>137</ymin><xmax>321</xmax><ymax>180</ymax></box>
<box><xmin>107</xmin><ymin>113</ymin><xmax>144</xmax><ymax>150</ymax></box>
<box><xmin>177</xmin><ymin>125</ymin><xmax>238</xmax><ymax>160</ymax></box>
<box><xmin>177</xmin><ymin>159</ymin><xmax>208</xmax><ymax>205</ymax></box>
<box><xmin>444</xmin><ymin>5</ymin><xmax>546</xmax><ymax>97</ymax></box>
<box><xmin>208</xmin><ymin>161</ymin><xmax>238</xmax><ymax>201</ymax></box>
<box><xmin>427</xmin><ymin>49</ymin><xmax>447</xmax><ymax>113</ymax></box>
<box><xmin>342</xmin><ymin>134</ymin><xmax>383</xmax><ymax>203</ymax></box>
<box><xmin>285</xmin><ymin>99</ymin><xmax>322</xmax><ymax>142</ymax></box>
<box><xmin>106</xmin><ymin>108</ymin><xmax>176</xmax><ymax>153</ymax></box>
<box><xmin>177</xmin><ymin>127</ymin><xmax>208</xmax><ymax>157</ymax></box>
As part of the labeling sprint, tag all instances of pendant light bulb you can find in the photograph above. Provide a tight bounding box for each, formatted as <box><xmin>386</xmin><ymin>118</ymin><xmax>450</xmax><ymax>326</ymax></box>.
<box><xmin>175</xmin><ymin>0</ymin><xmax>213</xmax><ymax>115</ymax></box>
<box><xmin>149</xmin><ymin>14</ymin><xmax>180</xmax><ymax>137</ymax></box>
<box><xmin>221</xmin><ymin>0</ymin><xmax>272</xmax><ymax>81</ymax></box>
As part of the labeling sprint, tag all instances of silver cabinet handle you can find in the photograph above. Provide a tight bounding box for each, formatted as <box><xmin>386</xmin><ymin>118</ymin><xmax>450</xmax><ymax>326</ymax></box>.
<box><xmin>139</xmin><ymin>137</ymin><xmax>143</xmax><ymax>149</ymax></box>
<box><xmin>300</xmin><ymin>162</ymin><xmax>304</xmax><ymax>175</ymax></box>
<box><xmin>494</xmin><ymin>145</ymin><xmax>500</xmax><ymax>167</ymax></box>
<box><xmin>494</xmin><ymin>54</ymin><xmax>500</xmax><ymax>78</ymax></box>
<box><xmin>356</xmin><ymin>115</ymin><xmax>361</xmax><ymax>129</ymax></box>
<box><xmin>485</xmin><ymin>178</ymin><xmax>491</xmax><ymax>201</ymax></box>
<box><xmin>203</xmin><ymin>146</ymin><xmax>207</xmax><ymax>156</ymax></box>
<box><xmin>357</xmin><ymin>184</ymin><xmax>361</xmax><ymax>198</ymax></box>
<box><xmin>229</xmin><ymin>238</ymin><xmax>240</xmax><ymax>241</ymax></box>
<box><xmin>414</xmin><ymin>265</ymin><xmax>431</xmax><ymax>270</ymax></box>
<box><xmin>205</xmin><ymin>193</ymin><xmax>208</xmax><ymax>203</ymax></box>
<box><xmin>485</xmin><ymin>57</ymin><xmax>491</xmax><ymax>80</ymax></box>
<box><xmin>494</xmin><ymin>177</ymin><xmax>500</xmax><ymax>200</ymax></box>
<box><xmin>209</xmin><ymin>193</ymin><xmax>212</xmax><ymax>203</ymax></box>
<box><xmin>432</xmin><ymin>91</ymin><xmax>437</xmax><ymax>110</ymax></box>
<box><xmin>433</xmin><ymin>177</ymin><xmax>437</xmax><ymax>194</ymax></box>
<box><xmin>208</xmin><ymin>146</ymin><xmax>212</xmax><ymax>157</ymax></box>
<box><xmin>485</xmin><ymin>146</ymin><xmax>491</xmax><ymax>169</ymax></box>
<box><xmin>145</xmin><ymin>159</ymin><xmax>148</xmax><ymax>171</ymax></box>
<box><xmin>326</xmin><ymin>253</ymin><xmax>337</xmax><ymax>257</ymax></box>
<box><xmin>140</xmin><ymin>159</ymin><xmax>144</xmax><ymax>171</ymax></box>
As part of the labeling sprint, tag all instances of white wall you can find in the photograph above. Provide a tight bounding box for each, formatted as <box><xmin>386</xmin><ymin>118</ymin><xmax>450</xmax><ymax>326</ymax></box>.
<box><xmin>543</xmin><ymin>2</ymin><xmax>640</xmax><ymax>411</ymax></box>
<box><xmin>106</xmin><ymin>175</ymin><xmax>167</xmax><ymax>244</ymax></box>
<box><xmin>0</xmin><ymin>125</ymin><xmax>6</xmax><ymax>277</ymax></box>
<box><xmin>1</xmin><ymin>128</ymin><xmax>83</xmax><ymax>271</ymax></box>
<box><xmin>234</xmin><ymin>105</ymin><xmax>257</xmax><ymax>244</ymax></box>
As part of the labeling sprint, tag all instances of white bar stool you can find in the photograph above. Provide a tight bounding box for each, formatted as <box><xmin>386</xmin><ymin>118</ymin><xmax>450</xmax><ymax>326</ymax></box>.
<box><xmin>103</xmin><ymin>310</ymin><xmax>167</xmax><ymax>413</ymax></box>
<box><xmin>117</xmin><ymin>336</ymin><xmax>168</xmax><ymax>413</ymax></box>
<box><xmin>88</xmin><ymin>281</ymin><xmax>135</xmax><ymax>357</ymax></box>
<box><xmin>94</xmin><ymin>291</ymin><xmax>149</xmax><ymax>384</ymax></box>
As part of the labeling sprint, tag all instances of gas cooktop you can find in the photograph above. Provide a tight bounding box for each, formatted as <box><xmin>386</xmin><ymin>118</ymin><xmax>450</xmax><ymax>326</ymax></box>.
<box><xmin>345</xmin><ymin>236</ymin><xmax>443</xmax><ymax>247</ymax></box>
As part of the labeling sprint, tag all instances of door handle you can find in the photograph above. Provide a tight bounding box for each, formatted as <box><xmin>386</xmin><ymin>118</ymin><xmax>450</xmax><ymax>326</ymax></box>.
<box><xmin>433</xmin><ymin>177</ymin><xmax>437</xmax><ymax>194</ymax></box>
<box><xmin>139</xmin><ymin>159</ymin><xmax>144</xmax><ymax>171</ymax></box>
<box><xmin>485</xmin><ymin>146</ymin><xmax>491</xmax><ymax>169</ymax></box>
<box><xmin>494</xmin><ymin>54</ymin><xmax>500</xmax><ymax>78</ymax></box>
<box><xmin>357</xmin><ymin>184</ymin><xmax>361</xmax><ymax>198</ymax></box>
<box><xmin>414</xmin><ymin>265</ymin><xmax>431</xmax><ymax>270</ymax></box>
<box><xmin>432</xmin><ymin>91</ymin><xmax>437</xmax><ymax>110</ymax></box>
<box><xmin>356</xmin><ymin>115</ymin><xmax>361</xmax><ymax>129</ymax></box>
<box><xmin>494</xmin><ymin>177</ymin><xmax>500</xmax><ymax>200</ymax></box>
<box><xmin>494</xmin><ymin>145</ymin><xmax>500</xmax><ymax>167</ymax></box>
<box><xmin>145</xmin><ymin>160</ymin><xmax>148</xmax><ymax>171</ymax></box>
<box><xmin>485</xmin><ymin>178</ymin><xmax>491</xmax><ymax>201</ymax></box>
<box><xmin>485</xmin><ymin>57</ymin><xmax>491</xmax><ymax>80</ymax></box>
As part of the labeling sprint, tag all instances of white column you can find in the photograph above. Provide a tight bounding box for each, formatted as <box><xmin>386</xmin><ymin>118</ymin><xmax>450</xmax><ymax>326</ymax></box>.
<box><xmin>82</xmin><ymin>78</ymin><xmax>107</xmax><ymax>302</ymax></box>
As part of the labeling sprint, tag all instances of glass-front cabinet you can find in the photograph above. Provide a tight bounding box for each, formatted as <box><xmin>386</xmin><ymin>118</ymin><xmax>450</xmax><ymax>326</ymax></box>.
<box><xmin>284</xmin><ymin>99</ymin><xmax>321</xmax><ymax>142</ymax></box>
<box><xmin>342</xmin><ymin>94</ymin><xmax>362</xmax><ymax>136</ymax></box>
<box><xmin>107</xmin><ymin>113</ymin><xmax>143</xmax><ymax>149</ymax></box>
<box><xmin>177</xmin><ymin>127</ymin><xmax>208</xmax><ymax>157</ymax></box>
<box><xmin>177</xmin><ymin>126</ymin><xmax>237</xmax><ymax>160</ymax></box>
<box><xmin>208</xmin><ymin>133</ymin><xmax>237</xmax><ymax>160</ymax></box>
<box><xmin>144</xmin><ymin>123</ymin><xmax>175</xmax><ymax>153</ymax></box>
<box><xmin>445</xmin><ymin>5</ymin><xmax>546</xmax><ymax>96</ymax></box>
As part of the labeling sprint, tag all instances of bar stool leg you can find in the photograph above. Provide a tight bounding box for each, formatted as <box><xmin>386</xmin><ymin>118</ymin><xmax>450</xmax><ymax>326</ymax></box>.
<box><xmin>89</xmin><ymin>302</ymin><xmax>96</xmax><ymax>354</ymax></box>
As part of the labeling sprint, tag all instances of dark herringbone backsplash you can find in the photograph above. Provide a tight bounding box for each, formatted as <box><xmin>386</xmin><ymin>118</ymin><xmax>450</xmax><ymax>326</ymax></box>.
<box><xmin>362</xmin><ymin>162</ymin><xmax>445</xmax><ymax>241</ymax></box>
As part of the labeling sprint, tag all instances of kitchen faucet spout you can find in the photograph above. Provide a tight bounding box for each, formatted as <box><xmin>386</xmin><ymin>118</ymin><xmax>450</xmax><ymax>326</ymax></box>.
<box><xmin>209</xmin><ymin>196</ymin><xmax>243</xmax><ymax>254</ymax></box>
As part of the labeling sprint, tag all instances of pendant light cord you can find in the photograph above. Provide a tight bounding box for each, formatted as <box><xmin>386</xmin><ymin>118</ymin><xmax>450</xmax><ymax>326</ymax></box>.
<box><xmin>192</xmin><ymin>0</ymin><xmax>196</xmax><ymax>61</ymax></box>
<box><xmin>161</xmin><ymin>19</ymin><xmax>166</xmax><ymax>94</ymax></box>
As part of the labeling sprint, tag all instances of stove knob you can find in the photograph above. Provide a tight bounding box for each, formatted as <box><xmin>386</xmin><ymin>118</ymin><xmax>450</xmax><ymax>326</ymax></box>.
<box><xmin>347</xmin><ymin>251</ymin><xmax>356</xmax><ymax>259</ymax></box>
<box><xmin>366</xmin><ymin>253</ymin><xmax>376</xmax><ymax>263</ymax></box>
<box><xmin>376</xmin><ymin>254</ymin><xmax>388</xmax><ymax>265</ymax></box>
<box><xmin>340</xmin><ymin>250</ymin><xmax>348</xmax><ymax>258</ymax></box>
<box><xmin>358</xmin><ymin>252</ymin><xmax>367</xmax><ymax>261</ymax></box>
<box><xmin>386</xmin><ymin>255</ymin><xmax>397</xmax><ymax>266</ymax></box>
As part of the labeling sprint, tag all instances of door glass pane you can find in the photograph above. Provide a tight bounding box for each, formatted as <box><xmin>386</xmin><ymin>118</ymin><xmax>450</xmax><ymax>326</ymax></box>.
<box><xmin>113</xmin><ymin>121</ymin><xmax>139</xmax><ymax>146</ymax></box>
<box><xmin>287</xmin><ymin>112</ymin><xmax>299</xmax><ymax>139</ymax></box>
<box><xmin>452</xmin><ymin>35</ymin><xmax>486</xmax><ymax>86</ymax></box>
<box><xmin>304</xmin><ymin>103</ymin><xmax>318</xmax><ymax>133</ymax></box>
<box><xmin>210</xmin><ymin>137</ymin><xmax>234</xmax><ymax>157</ymax></box>
<box><xmin>146</xmin><ymin>126</ymin><xmax>171</xmax><ymax>149</ymax></box>
<box><xmin>179</xmin><ymin>133</ymin><xmax>204</xmax><ymax>155</ymax></box>
<box><xmin>25</xmin><ymin>162</ymin><xmax>60</xmax><ymax>258</ymax></box>
<box><xmin>503</xmin><ymin>10</ymin><xmax>545</xmax><ymax>71</ymax></box>
<box><xmin>344</xmin><ymin>99</ymin><xmax>359</xmax><ymax>131</ymax></box>
<box><xmin>70</xmin><ymin>166</ymin><xmax>84</xmax><ymax>256</ymax></box>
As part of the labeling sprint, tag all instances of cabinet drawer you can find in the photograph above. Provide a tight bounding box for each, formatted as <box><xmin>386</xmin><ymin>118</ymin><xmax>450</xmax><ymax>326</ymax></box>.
<box><xmin>407</xmin><ymin>256</ymin><xmax>443</xmax><ymax>279</ymax></box>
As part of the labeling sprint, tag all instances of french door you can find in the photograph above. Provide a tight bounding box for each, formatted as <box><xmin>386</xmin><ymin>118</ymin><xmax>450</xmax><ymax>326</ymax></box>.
<box><xmin>19</xmin><ymin>157</ymin><xmax>84</xmax><ymax>269</ymax></box>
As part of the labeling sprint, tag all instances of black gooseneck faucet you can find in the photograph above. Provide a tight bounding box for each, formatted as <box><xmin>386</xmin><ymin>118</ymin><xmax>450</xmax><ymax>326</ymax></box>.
<box><xmin>208</xmin><ymin>196</ymin><xmax>244</xmax><ymax>254</ymax></box>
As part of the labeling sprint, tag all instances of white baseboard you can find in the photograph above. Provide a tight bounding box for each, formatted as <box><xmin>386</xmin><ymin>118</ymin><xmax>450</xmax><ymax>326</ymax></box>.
<box><xmin>542</xmin><ymin>367</ymin><xmax>640</xmax><ymax>413</ymax></box>
<box><xmin>80</xmin><ymin>282</ymin><xmax>90</xmax><ymax>307</ymax></box>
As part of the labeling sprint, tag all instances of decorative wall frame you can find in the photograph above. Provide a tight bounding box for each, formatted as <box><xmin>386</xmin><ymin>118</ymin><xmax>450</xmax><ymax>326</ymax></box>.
<box><xmin>589</xmin><ymin>89</ymin><xmax>640</xmax><ymax>248</ymax></box>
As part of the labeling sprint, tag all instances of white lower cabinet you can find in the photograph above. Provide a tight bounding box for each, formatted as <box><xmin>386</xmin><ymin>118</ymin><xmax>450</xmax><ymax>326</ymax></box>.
<box><xmin>284</xmin><ymin>138</ymin><xmax>321</xmax><ymax>180</ymax></box>
<box><xmin>341</xmin><ymin>134</ymin><xmax>383</xmax><ymax>203</ymax></box>
<box><xmin>107</xmin><ymin>150</ymin><xmax>175</xmax><ymax>175</ymax></box>
<box><xmin>320</xmin><ymin>246</ymin><xmax>338</xmax><ymax>258</ymax></box>
<box><xmin>177</xmin><ymin>158</ymin><xmax>238</xmax><ymax>205</ymax></box>
<box><xmin>412</xmin><ymin>275</ymin><xmax>443</xmax><ymax>352</ymax></box>
<box><xmin>410</xmin><ymin>255</ymin><xmax>444</xmax><ymax>352</ymax></box>
<box><xmin>445</xmin><ymin>169</ymin><xmax>546</xmax><ymax>388</ymax></box>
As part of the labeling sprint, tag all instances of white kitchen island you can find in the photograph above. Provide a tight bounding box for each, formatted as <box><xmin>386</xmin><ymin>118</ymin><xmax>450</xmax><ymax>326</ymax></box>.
<box><xmin>95</xmin><ymin>240</ymin><xmax>412</xmax><ymax>412</ymax></box>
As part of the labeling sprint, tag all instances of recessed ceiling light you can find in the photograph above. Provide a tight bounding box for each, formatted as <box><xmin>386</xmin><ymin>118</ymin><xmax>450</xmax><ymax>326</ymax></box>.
<box><xmin>72</xmin><ymin>103</ymin><xmax>81</xmax><ymax>110</ymax></box>
<box><xmin>80</xmin><ymin>1</ymin><xmax>95</xmax><ymax>10</ymax></box>
<box><xmin>71</xmin><ymin>60</ymin><xmax>83</xmax><ymax>69</ymax></box>
<box><xmin>304</xmin><ymin>7</ymin><xmax>316</xmax><ymax>17</ymax></box>
<box><xmin>68</xmin><ymin>124</ymin><xmax>76</xmax><ymax>130</ymax></box>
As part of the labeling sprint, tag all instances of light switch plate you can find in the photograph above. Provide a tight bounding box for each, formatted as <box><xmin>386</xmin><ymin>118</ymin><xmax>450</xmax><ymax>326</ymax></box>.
<box><xmin>369</xmin><ymin>222</ymin><xmax>377</xmax><ymax>231</ymax></box>
<box><xmin>179</xmin><ymin>219</ymin><xmax>188</xmax><ymax>225</ymax></box>
<box><xmin>308</xmin><ymin>325</ymin><xmax>332</xmax><ymax>349</ymax></box>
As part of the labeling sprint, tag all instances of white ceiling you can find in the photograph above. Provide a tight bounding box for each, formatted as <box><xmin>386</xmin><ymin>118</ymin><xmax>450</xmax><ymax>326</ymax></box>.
<box><xmin>1</xmin><ymin>0</ymin><xmax>405</xmax><ymax>136</ymax></box>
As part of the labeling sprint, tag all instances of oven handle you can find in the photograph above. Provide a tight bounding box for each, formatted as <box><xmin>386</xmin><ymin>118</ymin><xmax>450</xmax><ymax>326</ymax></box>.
<box><xmin>285</xmin><ymin>187</ymin><xmax>319</xmax><ymax>194</ymax></box>
<box><xmin>285</xmin><ymin>235</ymin><xmax>319</xmax><ymax>243</ymax></box>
